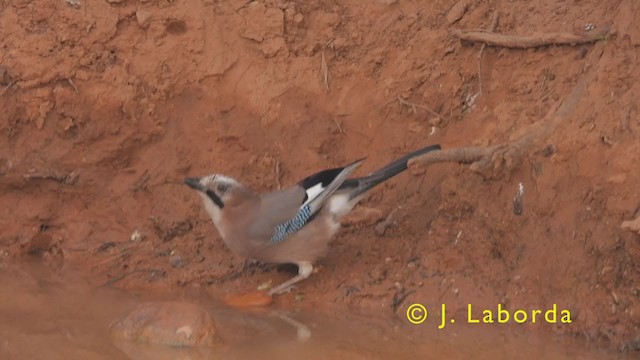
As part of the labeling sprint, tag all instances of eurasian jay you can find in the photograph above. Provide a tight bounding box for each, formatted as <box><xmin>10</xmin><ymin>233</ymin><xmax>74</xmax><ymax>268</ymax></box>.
<box><xmin>185</xmin><ymin>144</ymin><xmax>441</xmax><ymax>295</ymax></box>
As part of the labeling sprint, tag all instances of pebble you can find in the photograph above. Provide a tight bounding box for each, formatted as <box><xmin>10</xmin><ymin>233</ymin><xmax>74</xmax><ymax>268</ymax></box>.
<box><xmin>136</xmin><ymin>10</ymin><xmax>152</xmax><ymax>29</ymax></box>
<box><xmin>110</xmin><ymin>301</ymin><xmax>220</xmax><ymax>347</ymax></box>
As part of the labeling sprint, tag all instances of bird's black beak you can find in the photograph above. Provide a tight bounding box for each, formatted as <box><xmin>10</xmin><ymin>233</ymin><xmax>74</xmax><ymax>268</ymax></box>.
<box><xmin>184</xmin><ymin>177</ymin><xmax>206</xmax><ymax>192</ymax></box>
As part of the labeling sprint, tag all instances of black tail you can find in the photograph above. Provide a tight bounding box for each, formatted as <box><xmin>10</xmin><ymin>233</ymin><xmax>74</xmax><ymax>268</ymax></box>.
<box><xmin>339</xmin><ymin>144</ymin><xmax>441</xmax><ymax>199</ymax></box>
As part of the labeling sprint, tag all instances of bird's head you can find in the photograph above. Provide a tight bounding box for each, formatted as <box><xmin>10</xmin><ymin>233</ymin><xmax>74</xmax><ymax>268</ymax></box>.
<box><xmin>184</xmin><ymin>174</ymin><xmax>242</xmax><ymax>210</ymax></box>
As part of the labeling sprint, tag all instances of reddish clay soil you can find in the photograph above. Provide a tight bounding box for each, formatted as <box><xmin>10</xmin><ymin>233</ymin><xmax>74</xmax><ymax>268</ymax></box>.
<box><xmin>1</xmin><ymin>0</ymin><xmax>639</xmax><ymax>352</ymax></box>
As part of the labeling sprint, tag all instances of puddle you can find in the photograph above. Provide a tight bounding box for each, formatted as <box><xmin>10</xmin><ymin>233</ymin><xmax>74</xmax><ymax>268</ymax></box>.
<box><xmin>0</xmin><ymin>260</ymin><xmax>629</xmax><ymax>360</ymax></box>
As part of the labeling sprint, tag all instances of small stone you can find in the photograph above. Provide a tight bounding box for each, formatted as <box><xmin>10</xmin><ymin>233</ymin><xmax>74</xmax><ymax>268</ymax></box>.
<box><xmin>621</xmin><ymin>217</ymin><xmax>640</xmax><ymax>235</ymax></box>
<box><xmin>443</xmin><ymin>45</ymin><xmax>455</xmax><ymax>56</ymax></box>
<box><xmin>541</xmin><ymin>144</ymin><xmax>555</xmax><ymax>157</ymax></box>
<box><xmin>169</xmin><ymin>255</ymin><xmax>184</xmax><ymax>268</ymax></box>
<box><xmin>136</xmin><ymin>10</ymin><xmax>152</xmax><ymax>29</ymax></box>
<box><xmin>105</xmin><ymin>0</ymin><xmax>125</xmax><ymax>4</ymax></box>
<box><xmin>293</xmin><ymin>13</ymin><xmax>304</xmax><ymax>24</ymax></box>
<box><xmin>256</xmin><ymin>280</ymin><xmax>272</xmax><ymax>291</ymax></box>
<box><xmin>446</xmin><ymin>0</ymin><xmax>468</xmax><ymax>25</ymax></box>
<box><xmin>65</xmin><ymin>0</ymin><xmax>80</xmax><ymax>8</ymax></box>
<box><xmin>130</xmin><ymin>230</ymin><xmax>143</xmax><ymax>242</ymax></box>
<box><xmin>109</xmin><ymin>302</ymin><xmax>219</xmax><ymax>347</ymax></box>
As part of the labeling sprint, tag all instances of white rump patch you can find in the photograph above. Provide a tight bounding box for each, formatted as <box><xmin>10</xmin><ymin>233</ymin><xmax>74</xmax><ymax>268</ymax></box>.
<box><xmin>327</xmin><ymin>193</ymin><xmax>355</xmax><ymax>218</ymax></box>
<box><xmin>302</xmin><ymin>182</ymin><xmax>325</xmax><ymax>206</ymax></box>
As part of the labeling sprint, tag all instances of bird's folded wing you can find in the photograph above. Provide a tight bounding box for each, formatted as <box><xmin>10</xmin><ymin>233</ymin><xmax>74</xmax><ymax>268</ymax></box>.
<box><xmin>249</xmin><ymin>158</ymin><xmax>365</xmax><ymax>243</ymax></box>
<box><xmin>248</xmin><ymin>186</ymin><xmax>307</xmax><ymax>241</ymax></box>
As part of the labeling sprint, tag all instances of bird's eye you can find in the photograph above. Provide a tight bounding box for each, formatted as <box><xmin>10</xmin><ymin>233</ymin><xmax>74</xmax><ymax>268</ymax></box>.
<box><xmin>216</xmin><ymin>183</ymin><xmax>229</xmax><ymax>193</ymax></box>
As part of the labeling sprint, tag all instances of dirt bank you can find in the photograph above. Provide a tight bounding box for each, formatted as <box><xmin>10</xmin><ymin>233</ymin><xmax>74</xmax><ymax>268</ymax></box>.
<box><xmin>1</xmin><ymin>0</ymin><xmax>638</xmax><ymax>351</ymax></box>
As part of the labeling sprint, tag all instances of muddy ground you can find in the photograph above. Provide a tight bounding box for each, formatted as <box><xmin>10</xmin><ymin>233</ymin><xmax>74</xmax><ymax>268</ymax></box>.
<box><xmin>1</xmin><ymin>0</ymin><xmax>639</xmax><ymax>352</ymax></box>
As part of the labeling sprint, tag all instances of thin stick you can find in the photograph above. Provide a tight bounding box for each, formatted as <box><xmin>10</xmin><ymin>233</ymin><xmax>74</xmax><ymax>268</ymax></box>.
<box><xmin>94</xmin><ymin>249</ymin><xmax>131</xmax><ymax>266</ymax></box>
<box><xmin>0</xmin><ymin>80</ymin><xmax>17</xmax><ymax>96</ymax></box>
<box><xmin>275</xmin><ymin>161</ymin><xmax>282</xmax><ymax>190</ymax></box>
<box><xmin>321</xmin><ymin>51</ymin><xmax>330</xmax><ymax>93</ymax></box>
<box><xmin>333</xmin><ymin>117</ymin><xmax>344</xmax><ymax>134</ymax></box>
<box><xmin>132</xmin><ymin>170</ymin><xmax>150</xmax><ymax>191</ymax></box>
<box><xmin>477</xmin><ymin>12</ymin><xmax>499</xmax><ymax>96</ymax></box>
<box><xmin>452</xmin><ymin>26</ymin><xmax>611</xmax><ymax>49</ymax></box>
<box><xmin>397</xmin><ymin>96</ymin><xmax>447</xmax><ymax>123</ymax></box>
<box><xmin>23</xmin><ymin>170</ymin><xmax>78</xmax><ymax>185</ymax></box>
<box><xmin>67</xmin><ymin>78</ymin><xmax>79</xmax><ymax>94</ymax></box>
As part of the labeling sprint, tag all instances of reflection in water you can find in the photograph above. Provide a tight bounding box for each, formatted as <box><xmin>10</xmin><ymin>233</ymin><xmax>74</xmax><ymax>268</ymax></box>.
<box><xmin>270</xmin><ymin>311</ymin><xmax>312</xmax><ymax>342</ymax></box>
<box><xmin>0</xmin><ymin>260</ymin><xmax>630</xmax><ymax>360</ymax></box>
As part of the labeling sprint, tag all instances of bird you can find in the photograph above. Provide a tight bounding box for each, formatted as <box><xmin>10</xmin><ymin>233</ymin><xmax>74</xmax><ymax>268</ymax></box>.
<box><xmin>184</xmin><ymin>144</ymin><xmax>441</xmax><ymax>295</ymax></box>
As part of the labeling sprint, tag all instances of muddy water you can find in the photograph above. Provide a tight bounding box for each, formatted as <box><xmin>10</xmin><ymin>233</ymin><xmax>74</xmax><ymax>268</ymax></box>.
<box><xmin>0</xmin><ymin>260</ymin><xmax>628</xmax><ymax>360</ymax></box>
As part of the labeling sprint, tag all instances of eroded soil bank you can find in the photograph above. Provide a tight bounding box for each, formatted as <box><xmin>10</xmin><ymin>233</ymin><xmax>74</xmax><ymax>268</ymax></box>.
<box><xmin>1</xmin><ymin>0</ymin><xmax>639</xmax><ymax>353</ymax></box>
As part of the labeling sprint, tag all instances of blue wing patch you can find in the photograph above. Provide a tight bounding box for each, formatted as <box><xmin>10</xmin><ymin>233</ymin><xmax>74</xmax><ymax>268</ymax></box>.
<box><xmin>271</xmin><ymin>204</ymin><xmax>312</xmax><ymax>243</ymax></box>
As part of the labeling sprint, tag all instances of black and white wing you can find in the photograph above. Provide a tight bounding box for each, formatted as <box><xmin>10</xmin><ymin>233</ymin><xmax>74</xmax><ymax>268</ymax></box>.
<box><xmin>253</xmin><ymin>158</ymin><xmax>365</xmax><ymax>243</ymax></box>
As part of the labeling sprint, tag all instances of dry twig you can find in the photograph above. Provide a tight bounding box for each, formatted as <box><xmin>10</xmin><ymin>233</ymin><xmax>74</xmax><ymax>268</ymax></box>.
<box><xmin>132</xmin><ymin>170</ymin><xmax>151</xmax><ymax>191</ymax></box>
<box><xmin>321</xmin><ymin>51</ymin><xmax>330</xmax><ymax>93</ymax></box>
<box><xmin>23</xmin><ymin>170</ymin><xmax>79</xmax><ymax>185</ymax></box>
<box><xmin>67</xmin><ymin>78</ymin><xmax>79</xmax><ymax>94</ymax></box>
<box><xmin>397</xmin><ymin>96</ymin><xmax>448</xmax><ymax>124</ymax></box>
<box><xmin>453</xmin><ymin>26</ymin><xmax>611</xmax><ymax>49</ymax></box>
<box><xmin>275</xmin><ymin>161</ymin><xmax>282</xmax><ymax>190</ymax></box>
<box><xmin>1</xmin><ymin>80</ymin><xmax>17</xmax><ymax>96</ymax></box>
<box><xmin>332</xmin><ymin>117</ymin><xmax>344</xmax><ymax>134</ymax></box>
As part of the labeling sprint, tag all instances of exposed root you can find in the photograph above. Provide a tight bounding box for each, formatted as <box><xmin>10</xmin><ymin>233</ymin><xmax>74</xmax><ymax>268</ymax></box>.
<box><xmin>23</xmin><ymin>170</ymin><xmax>79</xmax><ymax>185</ymax></box>
<box><xmin>453</xmin><ymin>26</ymin><xmax>612</xmax><ymax>49</ymax></box>
<box><xmin>374</xmin><ymin>207</ymin><xmax>401</xmax><ymax>236</ymax></box>
<box><xmin>409</xmin><ymin>72</ymin><xmax>593</xmax><ymax>178</ymax></box>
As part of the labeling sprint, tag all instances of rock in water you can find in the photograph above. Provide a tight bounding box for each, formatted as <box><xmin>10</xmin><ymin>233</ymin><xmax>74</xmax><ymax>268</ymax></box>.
<box><xmin>110</xmin><ymin>301</ymin><xmax>220</xmax><ymax>347</ymax></box>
